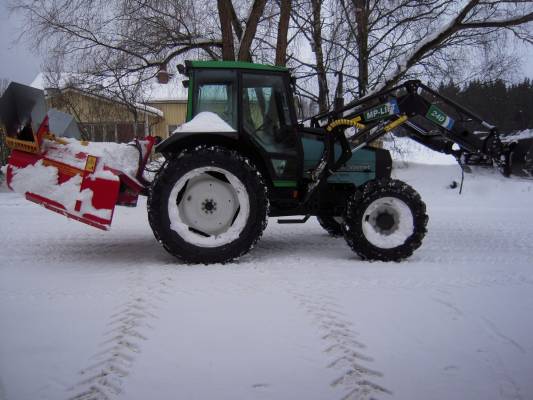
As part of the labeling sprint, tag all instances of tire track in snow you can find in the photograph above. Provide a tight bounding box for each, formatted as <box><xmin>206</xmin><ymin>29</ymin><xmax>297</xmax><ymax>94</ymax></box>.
<box><xmin>481</xmin><ymin>317</ymin><xmax>526</xmax><ymax>355</ymax></box>
<box><xmin>290</xmin><ymin>290</ymin><xmax>391</xmax><ymax>400</ymax></box>
<box><xmin>66</xmin><ymin>265</ymin><xmax>175</xmax><ymax>400</ymax></box>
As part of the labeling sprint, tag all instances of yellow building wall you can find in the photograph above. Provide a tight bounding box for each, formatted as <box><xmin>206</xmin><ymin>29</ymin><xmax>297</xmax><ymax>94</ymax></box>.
<box><xmin>148</xmin><ymin>101</ymin><xmax>187</xmax><ymax>138</ymax></box>
<box><xmin>45</xmin><ymin>89</ymin><xmax>188</xmax><ymax>140</ymax></box>
<box><xmin>48</xmin><ymin>90</ymin><xmax>161</xmax><ymax>125</ymax></box>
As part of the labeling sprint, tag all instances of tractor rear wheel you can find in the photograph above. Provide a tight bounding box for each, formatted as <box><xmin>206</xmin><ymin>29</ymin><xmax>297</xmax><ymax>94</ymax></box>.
<box><xmin>342</xmin><ymin>179</ymin><xmax>428</xmax><ymax>261</ymax></box>
<box><xmin>148</xmin><ymin>146</ymin><xmax>268</xmax><ymax>264</ymax></box>
<box><xmin>316</xmin><ymin>215</ymin><xmax>344</xmax><ymax>237</ymax></box>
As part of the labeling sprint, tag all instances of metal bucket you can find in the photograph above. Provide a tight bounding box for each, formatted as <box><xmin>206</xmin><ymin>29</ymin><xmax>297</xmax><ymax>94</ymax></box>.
<box><xmin>0</xmin><ymin>82</ymin><xmax>47</xmax><ymax>137</ymax></box>
<box><xmin>0</xmin><ymin>82</ymin><xmax>81</xmax><ymax>144</ymax></box>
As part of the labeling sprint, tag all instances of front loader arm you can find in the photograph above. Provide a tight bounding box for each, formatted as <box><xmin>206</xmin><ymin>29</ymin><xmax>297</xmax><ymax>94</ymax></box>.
<box><xmin>310</xmin><ymin>80</ymin><xmax>532</xmax><ymax>178</ymax></box>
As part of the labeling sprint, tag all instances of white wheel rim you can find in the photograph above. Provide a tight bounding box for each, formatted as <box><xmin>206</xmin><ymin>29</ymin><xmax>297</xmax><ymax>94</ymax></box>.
<box><xmin>167</xmin><ymin>167</ymin><xmax>250</xmax><ymax>248</ymax></box>
<box><xmin>361</xmin><ymin>197</ymin><xmax>414</xmax><ymax>249</ymax></box>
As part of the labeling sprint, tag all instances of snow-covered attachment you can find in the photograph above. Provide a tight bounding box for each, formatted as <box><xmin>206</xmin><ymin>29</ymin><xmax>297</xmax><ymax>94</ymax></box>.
<box><xmin>503</xmin><ymin>130</ymin><xmax>533</xmax><ymax>178</ymax></box>
<box><xmin>1</xmin><ymin>82</ymin><xmax>156</xmax><ymax>230</ymax></box>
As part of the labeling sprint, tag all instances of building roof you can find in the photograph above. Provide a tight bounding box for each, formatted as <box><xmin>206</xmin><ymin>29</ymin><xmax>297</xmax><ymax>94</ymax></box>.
<box><xmin>30</xmin><ymin>72</ymin><xmax>189</xmax><ymax>116</ymax></box>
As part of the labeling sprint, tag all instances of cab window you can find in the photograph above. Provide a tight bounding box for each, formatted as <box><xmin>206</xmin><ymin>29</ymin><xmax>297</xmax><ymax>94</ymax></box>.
<box><xmin>242</xmin><ymin>73</ymin><xmax>295</xmax><ymax>153</ymax></box>
<box><xmin>193</xmin><ymin>70</ymin><xmax>237</xmax><ymax>129</ymax></box>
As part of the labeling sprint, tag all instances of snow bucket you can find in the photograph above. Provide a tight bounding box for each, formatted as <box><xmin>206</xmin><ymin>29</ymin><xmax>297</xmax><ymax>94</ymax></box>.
<box><xmin>1</xmin><ymin>82</ymin><xmax>156</xmax><ymax>230</ymax></box>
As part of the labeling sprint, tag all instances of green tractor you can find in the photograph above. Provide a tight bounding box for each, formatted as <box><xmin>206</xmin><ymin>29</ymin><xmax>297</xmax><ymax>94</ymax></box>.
<box><xmin>149</xmin><ymin>61</ymin><xmax>432</xmax><ymax>264</ymax></box>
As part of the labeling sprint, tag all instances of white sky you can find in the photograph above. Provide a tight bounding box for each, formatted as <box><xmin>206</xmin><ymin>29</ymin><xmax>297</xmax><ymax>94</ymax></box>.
<box><xmin>0</xmin><ymin>0</ymin><xmax>41</xmax><ymax>84</ymax></box>
<box><xmin>0</xmin><ymin>0</ymin><xmax>532</xmax><ymax>85</ymax></box>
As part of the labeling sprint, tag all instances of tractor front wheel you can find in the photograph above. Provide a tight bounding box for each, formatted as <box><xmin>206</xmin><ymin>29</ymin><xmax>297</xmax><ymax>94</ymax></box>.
<box><xmin>342</xmin><ymin>179</ymin><xmax>428</xmax><ymax>261</ymax></box>
<box><xmin>148</xmin><ymin>146</ymin><xmax>268</xmax><ymax>264</ymax></box>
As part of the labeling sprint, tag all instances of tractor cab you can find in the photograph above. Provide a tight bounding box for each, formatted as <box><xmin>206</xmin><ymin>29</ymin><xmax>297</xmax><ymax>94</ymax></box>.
<box><xmin>161</xmin><ymin>61</ymin><xmax>302</xmax><ymax>193</ymax></box>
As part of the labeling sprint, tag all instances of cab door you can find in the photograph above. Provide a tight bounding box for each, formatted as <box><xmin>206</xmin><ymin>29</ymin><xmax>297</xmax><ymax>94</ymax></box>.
<box><xmin>240</xmin><ymin>72</ymin><xmax>301</xmax><ymax>187</ymax></box>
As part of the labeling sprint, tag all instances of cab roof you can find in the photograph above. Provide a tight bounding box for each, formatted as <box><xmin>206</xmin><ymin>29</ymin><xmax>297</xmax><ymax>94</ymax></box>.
<box><xmin>185</xmin><ymin>60</ymin><xmax>288</xmax><ymax>73</ymax></box>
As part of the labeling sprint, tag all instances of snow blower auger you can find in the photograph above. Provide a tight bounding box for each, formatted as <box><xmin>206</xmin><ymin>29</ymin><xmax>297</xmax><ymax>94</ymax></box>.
<box><xmin>0</xmin><ymin>82</ymin><xmax>156</xmax><ymax>230</ymax></box>
<box><xmin>3</xmin><ymin>62</ymin><xmax>532</xmax><ymax>264</ymax></box>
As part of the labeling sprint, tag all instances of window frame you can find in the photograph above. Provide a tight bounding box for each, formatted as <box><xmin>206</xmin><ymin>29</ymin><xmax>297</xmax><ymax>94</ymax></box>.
<box><xmin>191</xmin><ymin>70</ymin><xmax>238</xmax><ymax>130</ymax></box>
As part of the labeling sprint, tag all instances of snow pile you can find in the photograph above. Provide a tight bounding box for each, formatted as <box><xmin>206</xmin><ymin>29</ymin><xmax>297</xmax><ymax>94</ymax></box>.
<box><xmin>502</xmin><ymin>129</ymin><xmax>533</xmax><ymax>142</ymax></box>
<box><xmin>383</xmin><ymin>135</ymin><xmax>456</xmax><ymax>165</ymax></box>
<box><xmin>10</xmin><ymin>161</ymin><xmax>113</xmax><ymax>220</ymax></box>
<box><xmin>172</xmin><ymin>112</ymin><xmax>236</xmax><ymax>134</ymax></box>
<box><xmin>393</xmin><ymin>162</ymin><xmax>533</xmax><ymax>206</ymax></box>
<box><xmin>9</xmin><ymin>160</ymin><xmax>58</xmax><ymax>194</ymax></box>
<box><xmin>44</xmin><ymin>138</ymin><xmax>141</xmax><ymax>179</ymax></box>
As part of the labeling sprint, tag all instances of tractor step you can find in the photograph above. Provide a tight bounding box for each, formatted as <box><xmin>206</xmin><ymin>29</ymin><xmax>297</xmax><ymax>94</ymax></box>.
<box><xmin>277</xmin><ymin>215</ymin><xmax>311</xmax><ymax>224</ymax></box>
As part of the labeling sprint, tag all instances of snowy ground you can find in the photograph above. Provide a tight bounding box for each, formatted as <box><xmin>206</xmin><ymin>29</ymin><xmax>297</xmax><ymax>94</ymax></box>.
<box><xmin>1</xmin><ymin>162</ymin><xmax>533</xmax><ymax>400</ymax></box>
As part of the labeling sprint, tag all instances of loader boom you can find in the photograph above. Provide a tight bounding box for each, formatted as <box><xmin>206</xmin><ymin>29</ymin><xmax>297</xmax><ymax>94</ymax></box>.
<box><xmin>309</xmin><ymin>80</ymin><xmax>533</xmax><ymax>181</ymax></box>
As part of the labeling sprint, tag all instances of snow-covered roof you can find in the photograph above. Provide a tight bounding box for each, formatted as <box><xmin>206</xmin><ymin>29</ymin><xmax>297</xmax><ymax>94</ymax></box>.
<box><xmin>30</xmin><ymin>72</ymin><xmax>188</xmax><ymax>116</ymax></box>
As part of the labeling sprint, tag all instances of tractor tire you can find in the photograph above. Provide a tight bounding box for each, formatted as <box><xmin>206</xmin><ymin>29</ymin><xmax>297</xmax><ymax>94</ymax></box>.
<box><xmin>342</xmin><ymin>179</ymin><xmax>428</xmax><ymax>262</ymax></box>
<box><xmin>148</xmin><ymin>146</ymin><xmax>269</xmax><ymax>264</ymax></box>
<box><xmin>316</xmin><ymin>215</ymin><xmax>344</xmax><ymax>237</ymax></box>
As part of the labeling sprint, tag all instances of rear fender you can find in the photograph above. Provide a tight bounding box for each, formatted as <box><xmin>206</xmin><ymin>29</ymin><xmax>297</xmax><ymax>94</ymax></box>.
<box><xmin>155</xmin><ymin>132</ymin><xmax>272</xmax><ymax>187</ymax></box>
<box><xmin>156</xmin><ymin>131</ymin><xmax>239</xmax><ymax>154</ymax></box>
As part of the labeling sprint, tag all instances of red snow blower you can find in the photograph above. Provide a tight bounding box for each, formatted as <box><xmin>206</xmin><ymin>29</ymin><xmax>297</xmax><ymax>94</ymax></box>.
<box><xmin>0</xmin><ymin>82</ymin><xmax>155</xmax><ymax>230</ymax></box>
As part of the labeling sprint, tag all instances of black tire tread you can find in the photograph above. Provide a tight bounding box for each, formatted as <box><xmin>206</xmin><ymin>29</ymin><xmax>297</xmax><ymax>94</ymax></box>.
<box><xmin>342</xmin><ymin>178</ymin><xmax>428</xmax><ymax>262</ymax></box>
<box><xmin>148</xmin><ymin>145</ymin><xmax>268</xmax><ymax>264</ymax></box>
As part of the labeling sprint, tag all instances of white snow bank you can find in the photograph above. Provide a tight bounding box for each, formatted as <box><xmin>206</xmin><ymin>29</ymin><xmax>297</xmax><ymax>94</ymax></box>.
<box><xmin>383</xmin><ymin>135</ymin><xmax>456</xmax><ymax>165</ymax></box>
<box><xmin>172</xmin><ymin>112</ymin><xmax>236</xmax><ymax>134</ymax></box>
<box><xmin>393</xmin><ymin>162</ymin><xmax>533</xmax><ymax>205</ymax></box>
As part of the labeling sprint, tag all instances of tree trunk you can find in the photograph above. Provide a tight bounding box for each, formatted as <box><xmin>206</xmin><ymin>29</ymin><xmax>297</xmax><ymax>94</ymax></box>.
<box><xmin>354</xmin><ymin>0</ymin><xmax>369</xmax><ymax>97</ymax></box>
<box><xmin>334</xmin><ymin>71</ymin><xmax>344</xmax><ymax>111</ymax></box>
<box><xmin>218</xmin><ymin>0</ymin><xmax>236</xmax><ymax>60</ymax></box>
<box><xmin>311</xmin><ymin>0</ymin><xmax>328</xmax><ymax>113</ymax></box>
<box><xmin>238</xmin><ymin>0</ymin><xmax>267</xmax><ymax>61</ymax></box>
<box><xmin>275</xmin><ymin>0</ymin><xmax>291</xmax><ymax>66</ymax></box>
